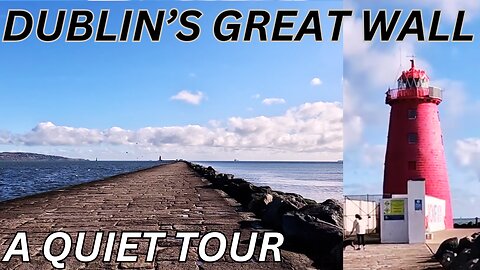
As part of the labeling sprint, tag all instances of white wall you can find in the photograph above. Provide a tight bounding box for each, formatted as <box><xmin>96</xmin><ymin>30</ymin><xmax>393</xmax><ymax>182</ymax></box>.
<box><xmin>425</xmin><ymin>195</ymin><xmax>446</xmax><ymax>232</ymax></box>
<box><xmin>407</xmin><ymin>180</ymin><xmax>426</xmax><ymax>244</ymax></box>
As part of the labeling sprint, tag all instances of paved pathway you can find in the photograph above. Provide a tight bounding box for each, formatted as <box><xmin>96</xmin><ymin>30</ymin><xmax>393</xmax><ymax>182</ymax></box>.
<box><xmin>343</xmin><ymin>243</ymin><xmax>443</xmax><ymax>270</ymax></box>
<box><xmin>0</xmin><ymin>162</ymin><xmax>312</xmax><ymax>269</ymax></box>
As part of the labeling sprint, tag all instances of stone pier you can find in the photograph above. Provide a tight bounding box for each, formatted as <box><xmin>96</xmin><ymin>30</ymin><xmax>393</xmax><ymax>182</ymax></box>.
<box><xmin>0</xmin><ymin>162</ymin><xmax>313</xmax><ymax>269</ymax></box>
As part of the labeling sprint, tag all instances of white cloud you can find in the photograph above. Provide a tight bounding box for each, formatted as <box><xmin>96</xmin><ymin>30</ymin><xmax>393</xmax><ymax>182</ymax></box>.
<box><xmin>20</xmin><ymin>122</ymin><xmax>104</xmax><ymax>146</ymax></box>
<box><xmin>252</xmin><ymin>94</ymin><xmax>261</xmax><ymax>99</ymax></box>
<box><xmin>171</xmin><ymin>90</ymin><xmax>205</xmax><ymax>105</ymax></box>
<box><xmin>455</xmin><ymin>138</ymin><xmax>480</xmax><ymax>180</ymax></box>
<box><xmin>310</xmin><ymin>77</ymin><xmax>322</xmax><ymax>86</ymax></box>
<box><xmin>262</xmin><ymin>98</ymin><xmax>286</xmax><ymax>105</ymax></box>
<box><xmin>421</xmin><ymin>0</ymin><xmax>480</xmax><ymax>21</ymax></box>
<box><xmin>0</xmin><ymin>131</ymin><xmax>13</xmax><ymax>144</ymax></box>
<box><xmin>0</xmin><ymin>102</ymin><xmax>343</xmax><ymax>160</ymax></box>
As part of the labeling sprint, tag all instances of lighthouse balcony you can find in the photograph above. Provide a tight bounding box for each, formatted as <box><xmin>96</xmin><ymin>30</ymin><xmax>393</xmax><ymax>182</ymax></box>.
<box><xmin>386</xmin><ymin>86</ymin><xmax>442</xmax><ymax>104</ymax></box>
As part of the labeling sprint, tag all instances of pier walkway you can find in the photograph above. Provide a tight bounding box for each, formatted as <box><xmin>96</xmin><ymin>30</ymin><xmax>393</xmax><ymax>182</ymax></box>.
<box><xmin>0</xmin><ymin>162</ymin><xmax>312</xmax><ymax>269</ymax></box>
<box><xmin>343</xmin><ymin>243</ymin><xmax>442</xmax><ymax>270</ymax></box>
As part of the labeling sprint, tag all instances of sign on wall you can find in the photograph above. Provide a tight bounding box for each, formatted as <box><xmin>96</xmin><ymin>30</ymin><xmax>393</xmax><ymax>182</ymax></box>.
<box><xmin>384</xmin><ymin>199</ymin><xmax>405</xmax><ymax>220</ymax></box>
<box><xmin>414</xmin><ymin>199</ymin><xmax>423</xmax><ymax>211</ymax></box>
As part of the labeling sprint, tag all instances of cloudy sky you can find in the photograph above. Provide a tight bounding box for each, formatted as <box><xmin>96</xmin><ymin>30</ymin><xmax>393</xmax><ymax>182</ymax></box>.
<box><xmin>344</xmin><ymin>0</ymin><xmax>480</xmax><ymax>218</ymax></box>
<box><xmin>0</xmin><ymin>1</ymin><xmax>343</xmax><ymax>162</ymax></box>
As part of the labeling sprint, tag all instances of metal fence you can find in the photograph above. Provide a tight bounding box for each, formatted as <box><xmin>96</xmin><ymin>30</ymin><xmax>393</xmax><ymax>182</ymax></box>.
<box><xmin>344</xmin><ymin>194</ymin><xmax>383</xmax><ymax>235</ymax></box>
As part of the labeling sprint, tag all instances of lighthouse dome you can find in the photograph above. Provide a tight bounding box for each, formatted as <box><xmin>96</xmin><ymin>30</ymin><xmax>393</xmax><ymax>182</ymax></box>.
<box><xmin>397</xmin><ymin>60</ymin><xmax>430</xmax><ymax>89</ymax></box>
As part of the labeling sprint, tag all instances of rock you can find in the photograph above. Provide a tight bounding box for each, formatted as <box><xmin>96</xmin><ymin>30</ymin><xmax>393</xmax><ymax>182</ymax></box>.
<box><xmin>271</xmin><ymin>192</ymin><xmax>307</xmax><ymax>209</ymax></box>
<box><xmin>458</xmin><ymin>236</ymin><xmax>475</xmax><ymax>252</ymax></box>
<box><xmin>329</xmin><ymin>243</ymin><xmax>343</xmax><ymax>270</ymax></box>
<box><xmin>247</xmin><ymin>193</ymin><xmax>271</xmax><ymax>216</ymax></box>
<box><xmin>237</xmin><ymin>182</ymin><xmax>256</xmax><ymax>202</ymax></box>
<box><xmin>449</xmin><ymin>248</ymin><xmax>475</xmax><ymax>270</ymax></box>
<box><xmin>304</xmin><ymin>198</ymin><xmax>318</xmax><ymax>205</ymax></box>
<box><xmin>474</xmin><ymin>234</ymin><xmax>480</xmax><ymax>250</ymax></box>
<box><xmin>281</xmin><ymin>212</ymin><xmax>342</xmax><ymax>267</ymax></box>
<box><xmin>206</xmin><ymin>166</ymin><xmax>215</xmax><ymax>174</ymax></box>
<box><xmin>298</xmin><ymin>199</ymin><xmax>343</xmax><ymax>227</ymax></box>
<box><xmin>264</xmin><ymin>194</ymin><xmax>273</xmax><ymax>204</ymax></box>
<box><xmin>435</xmin><ymin>237</ymin><xmax>459</xmax><ymax>260</ymax></box>
<box><xmin>261</xmin><ymin>197</ymin><xmax>298</xmax><ymax>230</ymax></box>
<box><xmin>440</xmin><ymin>250</ymin><xmax>455</xmax><ymax>269</ymax></box>
<box><xmin>467</xmin><ymin>258</ymin><xmax>479</xmax><ymax>270</ymax></box>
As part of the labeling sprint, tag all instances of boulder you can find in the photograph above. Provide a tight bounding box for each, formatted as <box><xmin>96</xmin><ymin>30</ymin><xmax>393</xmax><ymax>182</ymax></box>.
<box><xmin>271</xmin><ymin>192</ymin><xmax>307</xmax><ymax>209</ymax></box>
<box><xmin>449</xmin><ymin>248</ymin><xmax>475</xmax><ymax>270</ymax></box>
<box><xmin>298</xmin><ymin>199</ymin><xmax>343</xmax><ymax>227</ymax></box>
<box><xmin>329</xmin><ymin>243</ymin><xmax>343</xmax><ymax>270</ymax></box>
<box><xmin>474</xmin><ymin>233</ymin><xmax>480</xmax><ymax>250</ymax></box>
<box><xmin>247</xmin><ymin>193</ymin><xmax>271</xmax><ymax>216</ymax></box>
<box><xmin>281</xmin><ymin>212</ymin><xmax>342</xmax><ymax>262</ymax></box>
<box><xmin>458</xmin><ymin>236</ymin><xmax>475</xmax><ymax>252</ymax></box>
<box><xmin>439</xmin><ymin>250</ymin><xmax>455</xmax><ymax>269</ymax></box>
<box><xmin>435</xmin><ymin>237</ymin><xmax>459</xmax><ymax>260</ymax></box>
<box><xmin>261</xmin><ymin>197</ymin><xmax>298</xmax><ymax>230</ymax></box>
<box><xmin>233</xmin><ymin>182</ymin><xmax>258</xmax><ymax>205</ymax></box>
<box><xmin>467</xmin><ymin>258</ymin><xmax>479</xmax><ymax>270</ymax></box>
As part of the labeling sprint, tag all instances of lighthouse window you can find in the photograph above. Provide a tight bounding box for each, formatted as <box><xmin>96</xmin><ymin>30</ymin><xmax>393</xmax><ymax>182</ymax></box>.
<box><xmin>408</xmin><ymin>133</ymin><xmax>418</xmax><ymax>144</ymax></box>
<box><xmin>408</xmin><ymin>161</ymin><xmax>417</xmax><ymax>170</ymax></box>
<box><xmin>408</xmin><ymin>109</ymin><xmax>417</xmax><ymax>120</ymax></box>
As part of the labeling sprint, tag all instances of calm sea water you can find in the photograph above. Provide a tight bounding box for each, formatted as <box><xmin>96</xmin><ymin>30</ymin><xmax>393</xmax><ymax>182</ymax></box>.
<box><xmin>0</xmin><ymin>161</ymin><xmax>165</xmax><ymax>202</ymax></box>
<box><xmin>196</xmin><ymin>161</ymin><xmax>343</xmax><ymax>203</ymax></box>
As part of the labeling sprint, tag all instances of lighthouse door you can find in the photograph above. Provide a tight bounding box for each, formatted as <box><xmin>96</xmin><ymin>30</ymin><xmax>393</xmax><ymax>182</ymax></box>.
<box><xmin>380</xmin><ymin>198</ymin><xmax>409</xmax><ymax>243</ymax></box>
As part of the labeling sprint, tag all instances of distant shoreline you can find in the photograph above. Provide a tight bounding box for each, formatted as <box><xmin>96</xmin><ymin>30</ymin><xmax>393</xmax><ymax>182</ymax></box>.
<box><xmin>0</xmin><ymin>152</ymin><xmax>87</xmax><ymax>162</ymax></box>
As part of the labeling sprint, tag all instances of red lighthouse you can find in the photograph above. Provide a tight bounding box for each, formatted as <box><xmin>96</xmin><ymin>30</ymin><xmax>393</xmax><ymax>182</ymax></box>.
<box><xmin>383</xmin><ymin>59</ymin><xmax>453</xmax><ymax>229</ymax></box>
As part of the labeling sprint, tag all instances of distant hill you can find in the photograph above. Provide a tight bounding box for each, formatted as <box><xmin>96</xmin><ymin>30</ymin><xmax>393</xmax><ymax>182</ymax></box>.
<box><xmin>0</xmin><ymin>152</ymin><xmax>88</xmax><ymax>161</ymax></box>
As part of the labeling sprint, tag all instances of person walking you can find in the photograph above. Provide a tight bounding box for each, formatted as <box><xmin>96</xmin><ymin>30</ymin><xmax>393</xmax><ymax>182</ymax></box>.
<box><xmin>350</xmin><ymin>214</ymin><xmax>366</xmax><ymax>250</ymax></box>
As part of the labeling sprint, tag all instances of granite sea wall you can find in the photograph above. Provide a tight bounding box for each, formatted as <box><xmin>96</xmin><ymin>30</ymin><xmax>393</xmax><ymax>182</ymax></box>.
<box><xmin>187</xmin><ymin>162</ymin><xmax>343</xmax><ymax>270</ymax></box>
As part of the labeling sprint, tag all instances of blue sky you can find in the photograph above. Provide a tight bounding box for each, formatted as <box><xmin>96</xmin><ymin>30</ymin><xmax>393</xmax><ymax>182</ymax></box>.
<box><xmin>0</xmin><ymin>1</ymin><xmax>343</xmax><ymax>162</ymax></box>
<box><xmin>343</xmin><ymin>0</ymin><xmax>480</xmax><ymax>218</ymax></box>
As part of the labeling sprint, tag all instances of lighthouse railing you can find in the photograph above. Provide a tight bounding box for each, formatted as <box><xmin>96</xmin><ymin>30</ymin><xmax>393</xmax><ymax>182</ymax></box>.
<box><xmin>386</xmin><ymin>86</ymin><xmax>442</xmax><ymax>101</ymax></box>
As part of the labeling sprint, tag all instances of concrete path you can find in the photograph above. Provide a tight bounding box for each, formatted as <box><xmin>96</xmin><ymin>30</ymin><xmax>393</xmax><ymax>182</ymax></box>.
<box><xmin>343</xmin><ymin>243</ymin><xmax>443</xmax><ymax>270</ymax></box>
<box><xmin>0</xmin><ymin>162</ymin><xmax>313</xmax><ymax>269</ymax></box>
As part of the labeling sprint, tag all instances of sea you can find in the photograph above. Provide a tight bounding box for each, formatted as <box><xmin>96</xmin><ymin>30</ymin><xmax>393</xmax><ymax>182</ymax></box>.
<box><xmin>196</xmin><ymin>161</ymin><xmax>343</xmax><ymax>203</ymax></box>
<box><xmin>0</xmin><ymin>161</ymin><xmax>342</xmax><ymax>203</ymax></box>
<box><xmin>0</xmin><ymin>161</ymin><xmax>165</xmax><ymax>202</ymax></box>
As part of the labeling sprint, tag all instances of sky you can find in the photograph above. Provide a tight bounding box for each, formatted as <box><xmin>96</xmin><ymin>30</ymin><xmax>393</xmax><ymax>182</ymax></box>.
<box><xmin>0</xmin><ymin>1</ymin><xmax>343</xmax><ymax>162</ymax></box>
<box><xmin>343</xmin><ymin>0</ymin><xmax>480</xmax><ymax>218</ymax></box>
